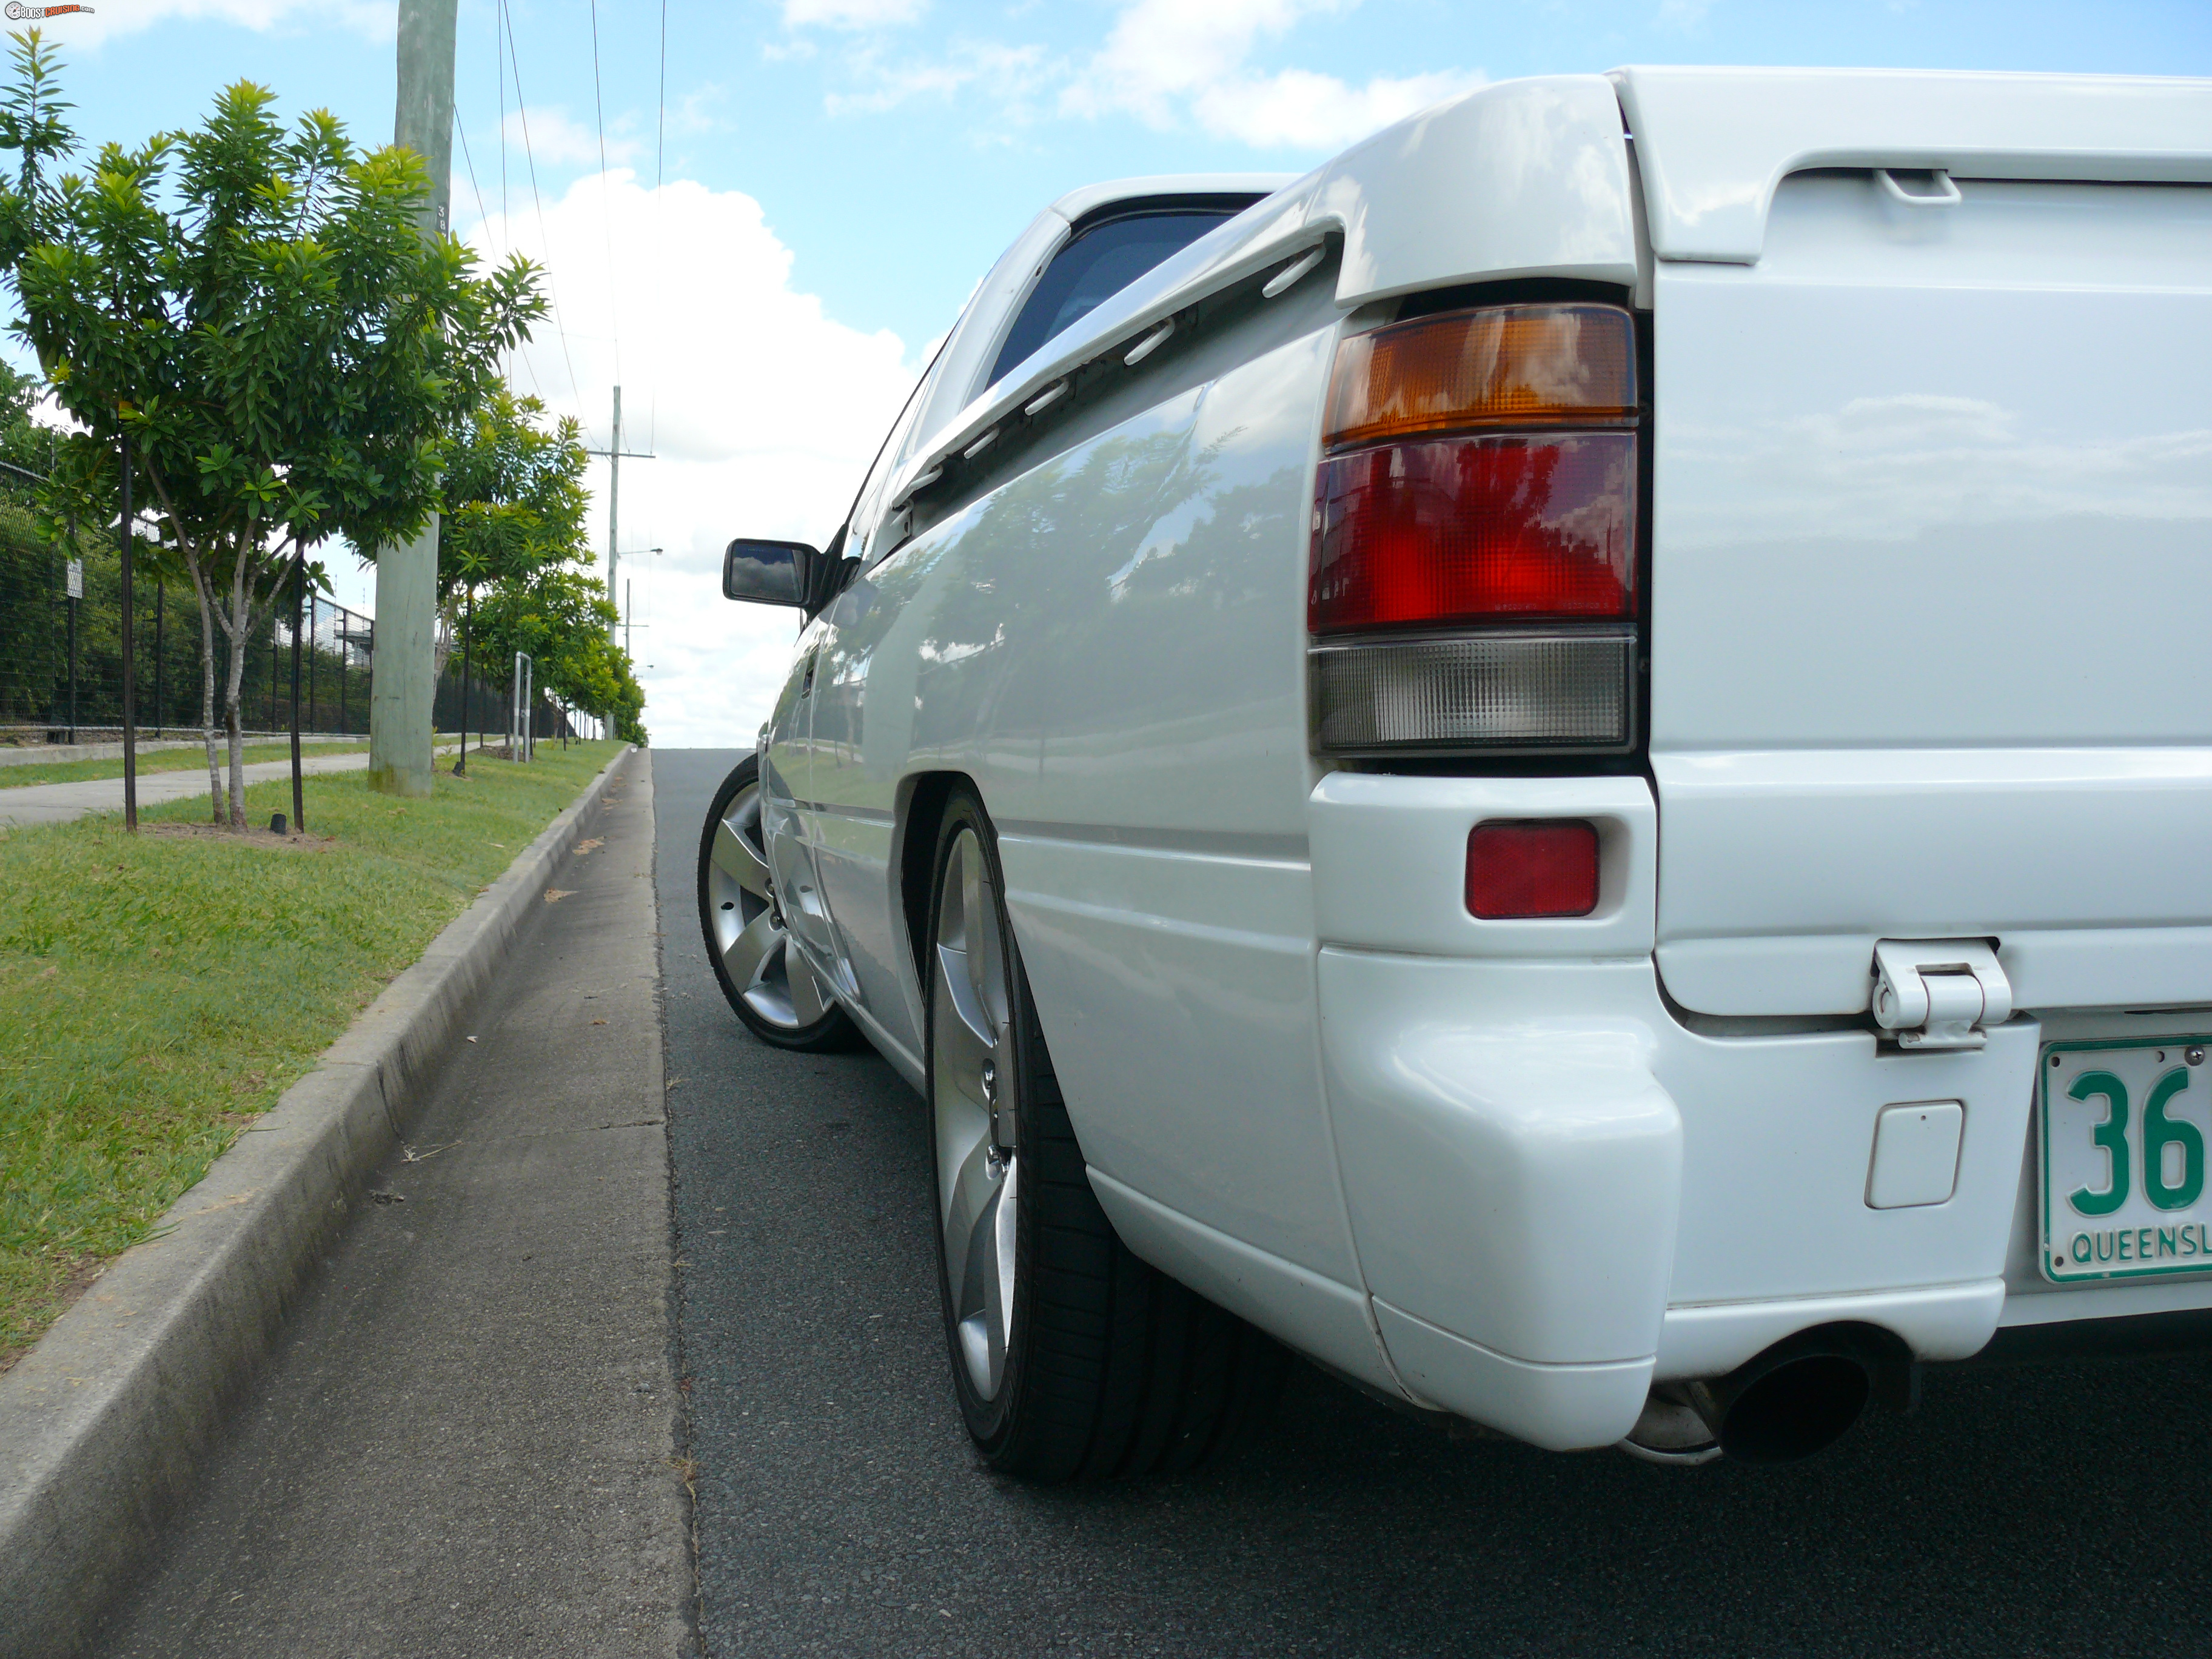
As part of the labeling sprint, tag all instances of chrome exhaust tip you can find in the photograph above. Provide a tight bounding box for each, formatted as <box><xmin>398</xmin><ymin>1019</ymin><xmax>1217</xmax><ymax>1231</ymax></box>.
<box><xmin>1620</xmin><ymin>1324</ymin><xmax>1911</xmax><ymax>1467</ymax></box>
<box><xmin>1618</xmin><ymin>1387</ymin><xmax>1723</xmax><ymax>1466</ymax></box>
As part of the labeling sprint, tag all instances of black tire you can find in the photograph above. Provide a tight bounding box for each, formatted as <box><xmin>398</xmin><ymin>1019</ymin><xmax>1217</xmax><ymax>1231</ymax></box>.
<box><xmin>697</xmin><ymin>754</ymin><xmax>863</xmax><ymax>1053</ymax></box>
<box><xmin>924</xmin><ymin>784</ymin><xmax>1285</xmax><ymax>1481</ymax></box>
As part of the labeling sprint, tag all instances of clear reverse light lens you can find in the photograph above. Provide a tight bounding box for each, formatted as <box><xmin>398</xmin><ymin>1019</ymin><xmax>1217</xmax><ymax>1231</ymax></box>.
<box><xmin>1310</xmin><ymin>630</ymin><xmax>1631</xmax><ymax>752</ymax></box>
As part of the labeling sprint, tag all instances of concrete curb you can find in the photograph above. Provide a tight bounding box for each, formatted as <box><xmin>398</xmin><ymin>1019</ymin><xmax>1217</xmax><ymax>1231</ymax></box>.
<box><xmin>0</xmin><ymin>744</ymin><xmax>639</xmax><ymax>1659</ymax></box>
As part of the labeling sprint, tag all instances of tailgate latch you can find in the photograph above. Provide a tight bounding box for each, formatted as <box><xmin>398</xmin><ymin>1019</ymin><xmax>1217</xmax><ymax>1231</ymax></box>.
<box><xmin>1871</xmin><ymin>940</ymin><xmax>2012</xmax><ymax>1050</ymax></box>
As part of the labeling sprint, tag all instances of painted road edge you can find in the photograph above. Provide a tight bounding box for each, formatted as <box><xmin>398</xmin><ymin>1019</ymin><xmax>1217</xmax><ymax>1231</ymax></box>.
<box><xmin>0</xmin><ymin>744</ymin><xmax>639</xmax><ymax>1659</ymax></box>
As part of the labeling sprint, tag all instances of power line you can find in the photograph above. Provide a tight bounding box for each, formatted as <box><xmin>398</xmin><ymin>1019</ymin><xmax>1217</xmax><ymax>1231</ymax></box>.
<box><xmin>452</xmin><ymin>93</ymin><xmax>517</xmax><ymax>437</ymax></box>
<box><xmin>452</xmin><ymin>104</ymin><xmax>490</xmax><ymax>237</ymax></box>
<box><xmin>495</xmin><ymin>0</ymin><xmax>508</xmax><ymax>240</ymax></box>
<box><xmin>500</xmin><ymin>0</ymin><xmax>588</xmax><ymax>435</ymax></box>
<box><xmin>587</xmin><ymin>0</ymin><xmax>622</xmax><ymax>389</ymax></box>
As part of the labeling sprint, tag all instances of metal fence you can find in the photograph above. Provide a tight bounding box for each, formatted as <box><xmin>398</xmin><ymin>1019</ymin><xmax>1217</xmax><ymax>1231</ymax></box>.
<box><xmin>1</xmin><ymin>517</ymin><xmax>586</xmax><ymax>748</ymax></box>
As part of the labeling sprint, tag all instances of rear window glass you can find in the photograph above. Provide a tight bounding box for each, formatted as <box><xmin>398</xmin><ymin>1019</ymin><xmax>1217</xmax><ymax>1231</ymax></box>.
<box><xmin>987</xmin><ymin>209</ymin><xmax>1239</xmax><ymax>389</ymax></box>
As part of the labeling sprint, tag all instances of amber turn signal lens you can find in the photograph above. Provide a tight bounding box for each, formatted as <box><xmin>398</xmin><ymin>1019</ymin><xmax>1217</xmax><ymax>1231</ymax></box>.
<box><xmin>1324</xmin><ymin>303</ymin><xmax>1637</xmax><ymax>450</ymax></box>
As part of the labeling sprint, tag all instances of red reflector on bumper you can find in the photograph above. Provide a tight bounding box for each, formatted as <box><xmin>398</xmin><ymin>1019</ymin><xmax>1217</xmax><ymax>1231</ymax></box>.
<box><xmin>1466</xmin><ymin>820</ymin><xmax>1599</xmax><ymax>919</ymax></box>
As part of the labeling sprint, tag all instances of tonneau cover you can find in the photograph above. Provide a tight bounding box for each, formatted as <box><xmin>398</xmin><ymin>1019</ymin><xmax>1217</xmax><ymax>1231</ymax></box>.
<box><xmin>1613</xmin><ymin>67</ymin><xmax>2212</xmax><ymax>263</ymax></box>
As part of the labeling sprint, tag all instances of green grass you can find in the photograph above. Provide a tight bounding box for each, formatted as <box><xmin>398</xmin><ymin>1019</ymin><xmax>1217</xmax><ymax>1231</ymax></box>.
<box><xmin>0</xmin><ymin>737</ymin><xmax>370</xmax><ymax>789</ymax></box>
<box><xmin>0</xmin><ymin>738</ymin><xmax>625</xmax><ymax>1367</ymax></box>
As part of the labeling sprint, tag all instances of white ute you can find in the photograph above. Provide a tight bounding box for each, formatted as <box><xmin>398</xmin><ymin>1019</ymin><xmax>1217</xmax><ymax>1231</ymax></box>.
<box><xmin>697</xmin><ymin>67</ymin><xmax>2212</xmax><ymax>1472</ymax></box>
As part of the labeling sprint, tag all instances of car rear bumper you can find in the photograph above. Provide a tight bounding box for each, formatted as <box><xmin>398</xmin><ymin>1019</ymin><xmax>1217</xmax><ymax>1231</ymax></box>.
<box><xmin>1306</xmin><ymin>771</ymin><xmax>2208</xmax><ymax>1450</ymax></box>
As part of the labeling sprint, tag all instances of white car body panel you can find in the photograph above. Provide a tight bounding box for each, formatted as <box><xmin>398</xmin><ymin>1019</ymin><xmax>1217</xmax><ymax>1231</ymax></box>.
<box><xmin>1647</xmin><ymin>172</ymin><xmax>2212</xmax><ymax>1016</ymax></box>
<box><xmin>809</xmin><ymin>312</ymin><xmax>1352</xmax><ymax>1285</ymax></box>
<box><xmin>742</xmin><ymin>68</ymin><xmax>2212</xmax><ymax>1454</ymax></box>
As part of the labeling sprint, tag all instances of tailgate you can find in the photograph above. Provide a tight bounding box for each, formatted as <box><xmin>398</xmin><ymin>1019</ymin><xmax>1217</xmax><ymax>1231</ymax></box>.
<box><xmin>1641</xmin><ymin>156</ymin><xmax>2212</xmax><ymax>1016</ymax></box>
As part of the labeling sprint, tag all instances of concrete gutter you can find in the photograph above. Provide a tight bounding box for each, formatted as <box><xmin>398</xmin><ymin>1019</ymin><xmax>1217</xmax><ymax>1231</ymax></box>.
<box><xmin>0</xmin><ymin>744</ymin><xmax>638</xmax><ymax>1659</ymax></box>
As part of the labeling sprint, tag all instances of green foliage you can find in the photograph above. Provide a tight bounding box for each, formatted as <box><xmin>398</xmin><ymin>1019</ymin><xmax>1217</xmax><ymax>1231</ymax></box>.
<box><xmin>474</xmin><ymin>561</ymin><xmax>646</xmax><ymax>743</ymax></box>
<box><xmin>0</xmin><ymin>358</ymin><xmax>50</xmax><ymax>508</ymax></box>
<box><xmin>0</xmin><ymin>32</ymin><xmax>546</xmax><ymax>822</ymax></box>
<box><xmin>439</xmin><ymin>387</ymin><xmax>587</xmax><ymax>596</ymax></box>
<box><xmin>441</xmin><ymin>389</ymin><xmax>646</xmax><ymax>742</ymax></box>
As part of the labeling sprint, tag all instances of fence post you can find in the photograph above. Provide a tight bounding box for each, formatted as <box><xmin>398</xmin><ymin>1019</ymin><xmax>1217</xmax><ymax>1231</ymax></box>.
<box><xmin>453</xmin><ymin>586</ymin><xmax>472</xmax><ymax>777</ymax></box>
<box><xmin>120</xmin><ymin>430</ymin><xmax>137</xmax><ymax>831</ymax></box>
<box><xmin>288</xmin><ymin>549</ymin><xmax>304</xmax><ymax>832</ymax></box>
<box><xmin>64</xmin><ymin>555</ymin><xmax>78</xmax><ymax>744</ymax></box>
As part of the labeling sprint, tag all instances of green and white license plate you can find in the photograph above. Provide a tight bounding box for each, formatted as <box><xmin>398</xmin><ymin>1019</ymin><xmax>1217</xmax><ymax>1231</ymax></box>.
<box><xmin>2042</xmin><ymin>1037</ymin><xmax>2212</xmax><ymax>1284</ymax></box>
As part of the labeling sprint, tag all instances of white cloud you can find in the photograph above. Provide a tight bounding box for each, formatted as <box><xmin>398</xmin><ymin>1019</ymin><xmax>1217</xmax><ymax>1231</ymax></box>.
<box><xmin>825</xmin><ymin>0</ymin><xmax>1484</xmax><ymax>153</ymax></box>
<box><xmin>462</xmin><ymin>172</ymin><xmax>921</xmax><ymax>747</ymax></box>
<box><xmin>1190</xmin><ymin>65</ymin><xmax>1485</xmax><ymax>150</ymax></box>
<box><xmin>500</xmin><ymin>106</ymin><xmax>642</xmax><ymax>170</ymax></box>
<box><xmin>822</xmin><ymin>38</ymin><xmax>1050</xmax><ymax>119</ymax></box>
<box><xmin>1063</xmin><ymin>0</ymin><xmax>1342</xmax><ymax>126</ymax></box>
<box><xmin>783</xmin><ymin>0</ymin><xmax>927</xmax><ymax>28</ymax></box>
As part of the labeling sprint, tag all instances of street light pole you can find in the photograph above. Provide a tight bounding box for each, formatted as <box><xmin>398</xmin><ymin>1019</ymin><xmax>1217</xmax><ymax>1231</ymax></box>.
<box><xmin>369</xmin><ymin>0</ymin><xmax>456</xmax><ymax>799</ymax></box>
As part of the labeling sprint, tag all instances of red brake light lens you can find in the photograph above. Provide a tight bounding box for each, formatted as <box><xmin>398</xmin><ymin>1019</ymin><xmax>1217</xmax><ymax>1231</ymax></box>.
<box><xmin>1309</xmin><ymin>434</ymin><xmax>1635</xmax><ymax>633</ymax></box>
<box><xmin>1465</xmin><ymin>820</ymin><xmax>1600</xmax><ymax>919</ymax></box>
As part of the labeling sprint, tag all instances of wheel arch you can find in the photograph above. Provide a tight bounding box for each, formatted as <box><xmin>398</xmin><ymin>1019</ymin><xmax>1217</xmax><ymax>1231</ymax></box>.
<box><xmin>894</xmin><ymin>769</ymin><xmax>975</xmax><ymax>994</ymax></box>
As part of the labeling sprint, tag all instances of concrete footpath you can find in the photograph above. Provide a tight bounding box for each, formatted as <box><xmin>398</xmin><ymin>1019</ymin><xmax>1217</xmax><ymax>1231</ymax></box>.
<box><xmin>83</xmin><ymin>751</ymin><xmax>691</xmax><ymax>1658</ymax></box>
<box><xmin>0</xmin><ymin>745</ymin><xmax>462</xmax><ymax>828</ymax></box>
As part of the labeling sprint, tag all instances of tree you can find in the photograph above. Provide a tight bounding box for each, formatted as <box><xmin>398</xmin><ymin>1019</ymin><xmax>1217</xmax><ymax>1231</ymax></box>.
<box><xmin>0</xmin><ymin>33</ymin><xmax>544</xmax><ymax>823</ymax></box>
<box><xmin>438</xmin><ymin>386</ymin><xmax>578</xmax><ymax>762</ymax></box>
<box><xmin>474</xmin><ymin>563</ymin><xmax>645</xmax><ymax>745</ymax></box>
<box><xmin>440</xmin><ymin>388</ymin><xmax>645</xmax><ymax>747</ymax></box>
<box><xmin>0</xmin><ymin>359</ymin><xmax>50</xmax><ymax>504</ymax></box>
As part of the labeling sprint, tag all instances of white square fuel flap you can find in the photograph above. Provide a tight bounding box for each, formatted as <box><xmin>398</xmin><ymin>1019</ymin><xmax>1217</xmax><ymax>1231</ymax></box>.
<box><xmin>2041</xmin><ymin>1038</ymin><xmax>2212</xmax><ymax>1283</ymax></box>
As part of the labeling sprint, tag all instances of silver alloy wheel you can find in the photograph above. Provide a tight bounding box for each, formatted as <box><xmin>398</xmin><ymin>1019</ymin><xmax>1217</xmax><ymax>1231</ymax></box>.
<box><xmin>705</xmin><ymin>778</ymin><xmax>834</xmax><ymax>1030</ymax></box>
<box><xmin>932</xmin><ymin>826</ymin><xmax>1018</xmax><ymax>1402</ymax></box>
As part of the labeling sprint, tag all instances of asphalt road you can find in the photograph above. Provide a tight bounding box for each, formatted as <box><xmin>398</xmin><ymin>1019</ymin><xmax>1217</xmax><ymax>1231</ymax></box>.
<box><xmin>656</xmin><ymin>749</ymin><xmax>2212</xmax><ymax>1659</ymax></box>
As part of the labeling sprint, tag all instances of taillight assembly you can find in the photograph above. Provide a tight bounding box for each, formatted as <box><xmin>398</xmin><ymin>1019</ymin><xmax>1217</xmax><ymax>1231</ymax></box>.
<box><xmin>1309</xmin><ymin>303</ymin><xmax>1639</xmax><ymax>756</ymax></box>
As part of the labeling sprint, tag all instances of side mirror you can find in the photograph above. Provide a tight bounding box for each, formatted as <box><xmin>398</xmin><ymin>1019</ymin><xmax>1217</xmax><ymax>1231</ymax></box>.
<box><xmin>722</xmin><ymin>538</ymin><xmax>817</xmax><ymax>608</ymax></box>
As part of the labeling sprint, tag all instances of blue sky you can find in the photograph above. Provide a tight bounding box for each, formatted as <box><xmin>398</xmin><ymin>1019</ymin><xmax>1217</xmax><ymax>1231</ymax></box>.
<box><xmin>23</xmin><ymin>0</ymin><xmax>2212</xmax><ymax>741</ymax></box>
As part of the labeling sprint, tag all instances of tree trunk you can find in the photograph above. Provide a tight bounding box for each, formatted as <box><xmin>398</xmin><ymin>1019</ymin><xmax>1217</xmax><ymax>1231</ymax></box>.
<box><xmin>185</xmin><ymin>551</ymin><xmax>223</xmax><ymax>824</ymax></box>
<box><xmin>221</xmin><ymin>552</ymin><xmax>252</xmax><ymax>827</ymax></box>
